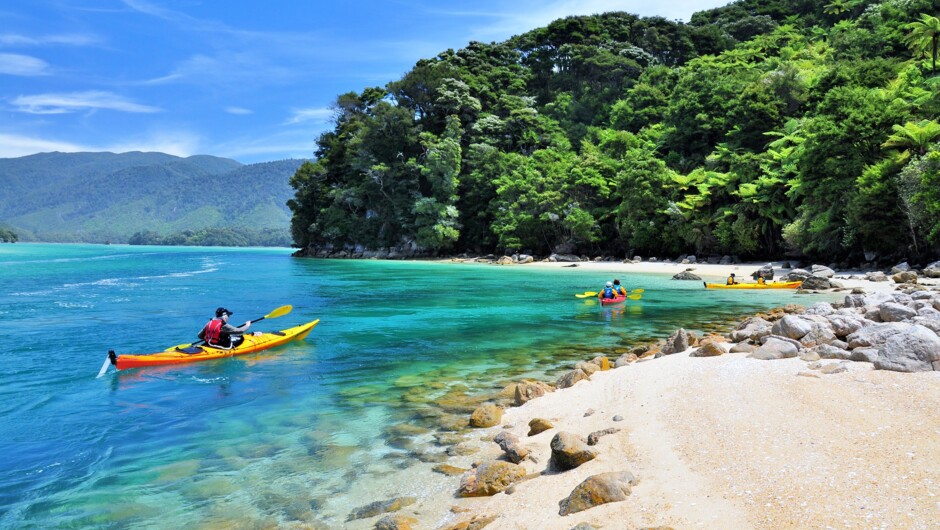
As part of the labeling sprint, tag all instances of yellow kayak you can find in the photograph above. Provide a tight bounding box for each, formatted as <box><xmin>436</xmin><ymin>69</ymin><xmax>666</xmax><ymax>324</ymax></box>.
<box><xmin>109</xmin><ymin>319</ymin><xmax>319</xmax><ymax>370</ymax></box>
<box><xmin>703</xmin><ymin>280</ymin><xmax>801</xmax><ymax>289</ymax></box>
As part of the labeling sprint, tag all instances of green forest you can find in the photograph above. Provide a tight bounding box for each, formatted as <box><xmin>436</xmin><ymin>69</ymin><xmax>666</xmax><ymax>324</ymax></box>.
<box><xmin>128</xmin><ymin>227</ymin><xmax>292</xmax><ymax>247</ymax></box>
<box><xmin>0</xmin><ymin>228</ymin><xmax>17</xmax><ymax>243</ymax></box>
<box><xmin>288</xmin><ymin>0</ymin><xmax>940</xmax><ymax>265</ymax></box>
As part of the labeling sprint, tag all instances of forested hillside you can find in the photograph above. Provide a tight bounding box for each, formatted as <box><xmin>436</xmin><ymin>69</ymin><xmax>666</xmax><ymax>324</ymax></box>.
<box><xmin>0</xmin><ymin>153</ymin><xmax>305</xmax><ymax>244</ymax></box>
<box><xmin>288</xmin><ymin>0</ymin><xmax>940</xmax><ymax>265</ymax></box>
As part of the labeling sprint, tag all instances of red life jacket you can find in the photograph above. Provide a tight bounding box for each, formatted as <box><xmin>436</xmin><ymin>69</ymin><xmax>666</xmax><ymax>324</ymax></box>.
<box><xmin>203</xmin><ymin>319</ymin><xmax>223</xmax><ymax>345</ymax></box>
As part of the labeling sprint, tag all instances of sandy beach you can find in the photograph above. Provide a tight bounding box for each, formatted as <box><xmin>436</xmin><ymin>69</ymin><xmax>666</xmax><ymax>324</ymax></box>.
<box><xmin>335</xmin><ymin>259</ymin><xmax>940</xmax><ymax>530</ymax></box>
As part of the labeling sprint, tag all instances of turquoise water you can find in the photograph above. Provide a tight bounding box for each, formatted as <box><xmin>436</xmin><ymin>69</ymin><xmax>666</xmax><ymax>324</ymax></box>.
<box><xmin>0</xmin><ymin>244</ymin><xmax>814</xmax><ymax>528</ymax></box>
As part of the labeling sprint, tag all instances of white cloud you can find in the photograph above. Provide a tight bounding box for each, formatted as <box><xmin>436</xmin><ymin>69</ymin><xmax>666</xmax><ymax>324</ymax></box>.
<box><xmin>107</xmin><ymin>131</ymin><xmax>199</xmax><ymax>157</ymax></box>
<box><xmin>0</xmin><ymin>133</ymin><xmax>87</xmax><ymax>158</ymax></box>
<box><xmin>11</xmin><ymin>91</ymin><xmax>161</xmax><ymax>114</ymax></box>
<box><xmin>0</xmin><ymin>33</ymin><xmax>100</xmax><ymax>46</ymax></box>
<box><xmin>0</xmin><ymin>53</ymin><xmax>50</xmax><ymax>76</ymax></box>
<box><xmin>225</xmin><ymin>106</ymin><xmax>253</xmax><ymax>115</ymax></box>
<box><xmin>0</xmin><ymin>131</ymin><xmax>198</xmax><ymax>159</ymax></box>
<box><xmin>285</xmin><ymin>107</ymin><xmax>333</xmax><ymax>125</ymax></box>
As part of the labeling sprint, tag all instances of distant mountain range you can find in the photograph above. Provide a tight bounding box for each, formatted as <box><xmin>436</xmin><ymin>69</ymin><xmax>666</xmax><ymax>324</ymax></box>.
<box><xmin>0</xmin><ymin>152</ymin><xmax>306</xmax><ymax>244</ymax></box>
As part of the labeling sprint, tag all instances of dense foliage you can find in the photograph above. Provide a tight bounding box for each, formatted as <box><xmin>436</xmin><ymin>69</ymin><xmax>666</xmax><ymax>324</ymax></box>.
<box><xmin>0</xmin><ymin>227</ymin><xmax>17</xmax><ymax>243</ymax></box>
<box><xmin>289</xmin><ymin>0</ymin><xmax>940</xmax><ymax>263</ymax></box>
<box><xmin>128</xmin><ymin>227</ymin><xmax>291</xmax><ymax>247</ymax></box>
<box><xmin>0</xmin><ymin>153</ymin><xmax>304</xmax><ymax>245</ymax></box>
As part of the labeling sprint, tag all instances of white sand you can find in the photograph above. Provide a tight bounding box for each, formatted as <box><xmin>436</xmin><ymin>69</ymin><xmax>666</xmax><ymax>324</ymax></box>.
<box><xmin>425</xmin><ymin>351</ymin><xmax>940</xmax><ymax>529</ymax></box>
<box><xmin>341</xmin><ymin>260</ymin><xmax>940</xmax><ymax>529</ymax></box>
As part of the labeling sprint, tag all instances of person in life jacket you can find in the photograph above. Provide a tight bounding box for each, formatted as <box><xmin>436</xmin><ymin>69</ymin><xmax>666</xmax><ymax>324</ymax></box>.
<box><xmin>727</xmin><ymin>273</ymin><xmax>737</xmax><ymax>285</ymax></box>
<box><xmin>612</xmin><ymin>279</ymin><xmax>627</xmax><ymax>296</ymax></box>
<box><xmin>757</xmin><ymin>271</ymin><xmax>766</xmax><ymax>285</ymax></box>
<box><xmin>198</xmin><ymin>307</ymin><xmax>251</xmax><ymax>348</ymax></box>
<box><xmin>598</xmin><ymin>281</ymin><xmax>617</xmax><ymax>300</ymax></box>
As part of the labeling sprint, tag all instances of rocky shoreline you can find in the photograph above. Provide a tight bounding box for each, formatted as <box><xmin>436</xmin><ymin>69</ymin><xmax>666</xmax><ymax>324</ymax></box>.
<box><xmin>341</xmin><ymin>271</ymin><xmax>940</xmax><ymax>530</ymax></box>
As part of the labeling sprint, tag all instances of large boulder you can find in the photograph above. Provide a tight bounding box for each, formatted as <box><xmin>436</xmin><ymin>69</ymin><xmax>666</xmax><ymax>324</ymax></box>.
<box><xmin>783</xmin><ymin>268</ymin><xmax>812</xmax><ymax>281</ymax></box>
<box><xmin>800</xmin><ymin>323</ymin><xmax>838</xmax><ymax>348</ymax></box>
<box><xmin>847</xmin><ymin>322</ymin><xmax>916</xmax><ymax>350</ymax></box>
<box><xmin>874</xmin><ymin>324</ymin><xmax>940</xmax><ymax>372</ymax></box>
<box><xmin>811</xmin><ymin>264</ymin><xmax>836</xmax><ymax>278</ymax></box>
<box><xmin>748</xmin><ymin>337</ymin><xmax>799</xmax><ymax>360</ymax></box>
<box><xmin>865</xmin><ymin>271</ymin><xmax>889</xmax><ymax>282</ymax></box>
<box><xmin>890</xmin><ymin>261</ymin><xmax>911</xmax><ymax>274</ymax></box>
<box><xmin>672</xmin><ymin>270</ymin><xmax>702</xmax><ymax>280</ymax></box>
<box><xmin>825</xmin><ymin>314</ymin><xmax>867</xmax><ymax>338</ymax></box>
<box><xmin>751</xmin><ymin>264</ymin><xmax>775</xmax><ymax>281</ymax></box>
<box><xmin>512</xmin><ymin>380</ymin><xmax>556</xmax><ymax>406</ymax></box>
<box><xmin>804</xmin><ymin>302</ymin><xmax>835</xmax><ymax>316</ymax></box>
<box><xmin>801</xmin><ymin>276</ymin><xmax>831</xmax><ymax>290</ymax></box>
<box><xmin>457</xmin><ymin>461</ymin><xmax>527</xmax><ymax>497</ymax></box>
<box><xmin>729</xmin><ymin>317</ymin><xmax>772</xmax><ymax>342</ymax></box>
<box><xmin>558</xmin><ymin>471</ymin><xmax>638</xmax><ymax>516</ymax></box>
<box><xmin>893</xmin><ymin>271</ymin><xmax>918</xmax><ymax>284</ymax></box>
<box><xmin>494</xmin><ymin>431</ymin><xmax>530</xmax><ymax>464</ymax></box>
<box><xmin>662</xmin><ymin>328</ymin><xmax>697</xmax><ymax>354</ymax></box>
<box><xmin>879</xmin><ymin>302</ymin><xmax>917</xmax><ymax>323</ymax></box>
<box><xmin>811</xmin><ymin>343</ymin><xmax>853</xmax><ymax>360</ymax></box>
<box><xmin>772</xmin><ymin>315</ymin><xmax>813</xmax><ymax>340</ymax></box>
<box><xmin>550</xmin><ymin>432</ymin><xmax>598</xmax><ymax>471</ymax></box>
<box><xmin>556</xmin><ymin>367</ymin><xmax>591</xmax><ymax>389</ymax></box>
<box><xmin>689</xmin><ymin>342</ymin><xmax>725</xmax><ymax>357</ymax></box>
<box><xmin>924</xmin><ymin>261</ymin><xmax>940</xmax><ymax>278</ymax></box>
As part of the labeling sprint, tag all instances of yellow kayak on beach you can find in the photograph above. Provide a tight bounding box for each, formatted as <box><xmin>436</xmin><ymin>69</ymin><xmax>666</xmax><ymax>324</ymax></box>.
<box><xmin>703</xmin><ymin>280</ymin><xmax>802</xmax><ymax>289</ymax></box>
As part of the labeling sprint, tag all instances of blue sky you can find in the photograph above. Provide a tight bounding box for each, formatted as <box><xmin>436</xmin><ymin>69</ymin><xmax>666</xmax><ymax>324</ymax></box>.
<box><xmin>1</xmin><ymin>0</ymin><xmax>729</xmax><ymax>163</ymax></box>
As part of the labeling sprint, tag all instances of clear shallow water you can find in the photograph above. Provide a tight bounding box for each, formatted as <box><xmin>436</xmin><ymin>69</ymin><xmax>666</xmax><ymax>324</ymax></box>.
<box><xmin>0</xmin><ymin>244</ymin><xmax>815</xmax><ymax>528</ymax></box>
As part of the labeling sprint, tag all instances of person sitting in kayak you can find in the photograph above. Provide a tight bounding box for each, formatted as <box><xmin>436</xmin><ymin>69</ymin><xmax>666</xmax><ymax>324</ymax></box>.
<box><xmin>198</xmin><ymin>307</ymin><xmax>251</xmax><ymax>348</ymax></box>
<box><xmin>598</xmin><ymin>281</ymin><xmax>618</xmax><ymax>300</ymax></box>
<box><xmin>757</xmin><ymin>272</ymin><xmax>766</xmax><ymax>285</ymax></box>
<box><xmin>727</xmin><ymin>273</ymin><xmax>737</xmax><ymax>285</ymax></box>
<box><xmin>612</xmin><ymin>279</ymin><xmax>627</xmax><ymax>296</ymax></box>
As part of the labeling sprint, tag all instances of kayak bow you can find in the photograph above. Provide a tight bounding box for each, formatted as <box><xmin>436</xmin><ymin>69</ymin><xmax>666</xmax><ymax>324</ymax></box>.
<box><xmin>109</xmin><ymin>319</ymin><xmax>319</xmax><ymax>371</ymax></box>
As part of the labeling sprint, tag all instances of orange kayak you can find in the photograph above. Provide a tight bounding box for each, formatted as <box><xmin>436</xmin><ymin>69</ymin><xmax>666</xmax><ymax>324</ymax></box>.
<box><xmin>108</xmin><ymin>319</ymin><xmax>319</xmax><ymax>370</ymax></box>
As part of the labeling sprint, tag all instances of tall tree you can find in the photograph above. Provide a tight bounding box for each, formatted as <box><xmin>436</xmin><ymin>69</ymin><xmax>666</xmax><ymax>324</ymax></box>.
<box><xmin>905</xmin><ymin>13</ymin><xmax>940</xmax><ymax>74</ymax></box>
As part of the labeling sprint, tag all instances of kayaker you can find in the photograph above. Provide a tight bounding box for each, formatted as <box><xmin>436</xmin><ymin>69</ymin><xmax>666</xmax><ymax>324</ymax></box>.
<box><xmin>612</xmin><ymin>279</ymin><xmax>627</xmax><ymax>296</ymax></box>
<box><xmin>757</xmin><ymin>272</ymin><xmax>766</xmax><ymax>285</ymax></box>
<box><xmin>726</xmin><ymin>273</ymin><xmax>737</xmax><ymax>285</ymax></box>
<box><xmin>598</xmin><ymin>281</ymin><xmax>617</xmax><ymax>300</ymax></box>
<box><xmin>198</xmin><ymin>307</ymin><xmax>251</xmax><ymax>348</ymax></box>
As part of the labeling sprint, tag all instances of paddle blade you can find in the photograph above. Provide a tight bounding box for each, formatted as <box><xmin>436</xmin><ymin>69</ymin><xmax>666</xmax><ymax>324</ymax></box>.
<box><xmin>575</xmin><ymin>294</ymin><xmax>589</xmax><ymax>298</ymax></box>
<box><xmin>631</xmin><ymin>288</ymin><xmax>644</xmax><ymax>294</ymax></box>
<box><xmin>96</xmin><ymin>356</ymin><xmax>111</xmax><ymax>378</ymax></box>
<box><xmin>583</xmin><ymin>291</ymin><xmax>597</xmax><ymax>297</ymax></box>
<box><xmin>264</xmin><ymin>305</ymin><xmax>293</xmax><ymax>319</ymax></box>
<box><xmin>628</xmin><ymin>294</ymin><xmax>642</xmax><ymax>300</ymax></box>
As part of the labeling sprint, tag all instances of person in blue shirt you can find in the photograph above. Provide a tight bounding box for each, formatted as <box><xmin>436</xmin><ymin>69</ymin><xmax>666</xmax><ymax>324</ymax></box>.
<box><xmin>598</xmin><ymin>281</ymin><xmax>617</xmax><ymax>300</ymax></box>
<box><xmin>612</xmin><ymin>279</ymin><xmax>627</xmax><ymax>296</ymax></box>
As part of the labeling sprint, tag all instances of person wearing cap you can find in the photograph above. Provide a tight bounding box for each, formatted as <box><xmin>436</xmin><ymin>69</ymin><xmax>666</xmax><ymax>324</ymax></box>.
<box><xmin>198</xmin><ymin>307</ymin><xmax>251</xmax><ymax>348</ymax></box>
<box><xmin>612</xmin><ymin>279</ymin><xmax>627</xmax><ymax>296</ymax></box>
<box><xmin>598</xmin><ymin>281</ymin><xmax>617</xmax><ymax>300</ymax></box>
<box><xmin>727</xmin><ymin>273</ymin><xmax>737</xmax><ymax>285</ymax></box>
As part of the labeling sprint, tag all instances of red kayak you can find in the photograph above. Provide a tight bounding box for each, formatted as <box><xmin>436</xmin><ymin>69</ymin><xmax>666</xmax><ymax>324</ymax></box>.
<box><xmin>599</xmin><ymin>294</ymin><xmax>626</xmax><ymax>305</ymax></box>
